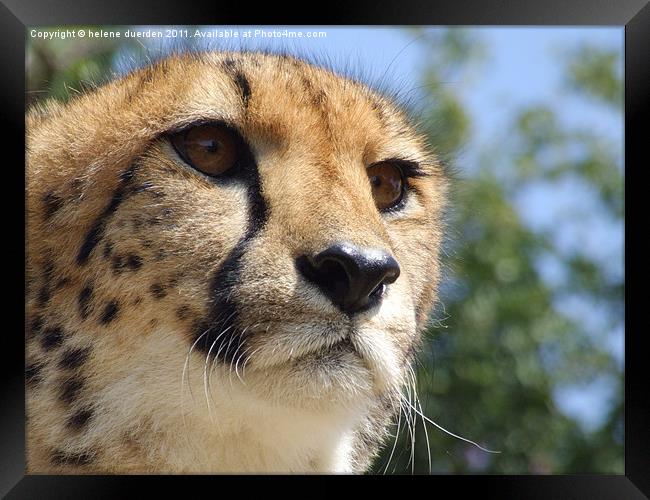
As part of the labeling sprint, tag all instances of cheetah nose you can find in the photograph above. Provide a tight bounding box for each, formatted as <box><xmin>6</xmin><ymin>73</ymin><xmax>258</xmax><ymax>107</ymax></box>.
<box><xmin>296</xmin><ymin>242</ymin><xmax>400</xmax><ymax>315</ymax></box>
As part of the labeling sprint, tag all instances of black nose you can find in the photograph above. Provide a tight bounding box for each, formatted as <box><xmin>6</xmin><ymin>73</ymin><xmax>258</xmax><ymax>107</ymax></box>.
<box><xmin>296</xmin><ymin>242</ymin><xmax>401</xmax><ymax>314</ymax></box>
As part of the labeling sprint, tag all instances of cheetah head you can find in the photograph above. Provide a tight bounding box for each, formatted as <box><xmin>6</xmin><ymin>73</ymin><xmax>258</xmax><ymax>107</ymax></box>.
<box><xmin>26</xmin><ymin>52</ymin><xmax>447</xmax><ymax>473</ymax></box>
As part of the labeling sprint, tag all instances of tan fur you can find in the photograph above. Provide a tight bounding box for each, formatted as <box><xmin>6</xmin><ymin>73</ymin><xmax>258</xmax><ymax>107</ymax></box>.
<box><xmin>26</xmin><ymin>52</ymin><xmax>448</xmax><ymax>473</ymax></box>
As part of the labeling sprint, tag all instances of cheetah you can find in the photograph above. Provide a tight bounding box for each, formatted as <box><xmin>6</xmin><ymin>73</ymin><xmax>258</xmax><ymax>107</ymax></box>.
<box><xmin>26</xmin><ymin>51</ymin><xmax>448</xmax><ymax>473</ymax></box>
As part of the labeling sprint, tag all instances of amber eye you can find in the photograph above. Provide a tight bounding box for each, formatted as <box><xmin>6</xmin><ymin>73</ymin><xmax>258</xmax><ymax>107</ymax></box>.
<box><xmin>170</xmin><ymin>123</ymin><xmax>238</xmax><ymax>177</ymax></box>
<box><xmin>367</xmin><ymin>162</ymin><xmax>405</xmax><ymax>210</ymax></box>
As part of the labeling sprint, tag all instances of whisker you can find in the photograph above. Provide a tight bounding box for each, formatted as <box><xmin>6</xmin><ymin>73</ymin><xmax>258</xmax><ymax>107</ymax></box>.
<box><xmin>204</xmin><ymin>323</ymin><xmax>237</xmax><ymax>417</ymax></box>
<box><xmin>227</xmin><ymin>327</ymin><xmax>250</xmax><ymax>387</ymax></box>
<box><xmin>198</xmin><ymin>308</ymin><xmax>241</xmax><ymax>420</ymax></box>
<box><xmin>398</xmin><ymin>380</ymin><xmax>416</xmax><ymax>474</ymax></box>
<box><xmin>376</xmin><ymin>32</ymin><xmax>427</xmax><ymax>95</ymax></box>
<box><xmin>395</xmin><ymin>392</ymin><xmax>414</xmax><ymax>473</ymax></box>
<box><xmin>233</xmin><ymin>323</ymin><xmax>261</xmax><ymax>384</ymax></box>
<box><xmin>198</xmin><ymin>308</ymin><xmax>239</xmax><ymax>401</ymax></box>
<box><xmin>180</xmin><ymin>328</ymin><xmax>209</xmax><ymax>427</ymax></box>
<box><xmin>404</xmin><ymin>399</ymin><xmax>501</xmax><ymax>455</ymax></box>
<box><xmin>214</xmin><ymin>326</ymin><xmax>243</xmax><ymax>389</ymax></box>
<box><xmin>181</xmin><ymin>307</ymin><xmax>236</xmax><ymax>425</ymax></box>
<box><xmin>203</xmin><ymin>333</ymin><xmax>225</xmax><ymax>422</ymax></box>
<box><xmin>406</xmin><ymin>379</ymin><xmax>416</xmax><ymax>474</ymax></box>
<box><xmin>382</xmin><ymin>396</ymin><xmax>404</xmax><ymax>475</ymax></box>
<box><xmin>409</xmin><ymin>365</ymin><xmax>431</xmax><ymax>474</ymax></box>
<box><xmin>240</xmin><ymin>344</ymin><xmax>264</xmax><ymax>376</ymax></box>
<box><xmin>239</xmin><ymin>325</ymin><xmax>271</xmax><ymax>375</ymax></box>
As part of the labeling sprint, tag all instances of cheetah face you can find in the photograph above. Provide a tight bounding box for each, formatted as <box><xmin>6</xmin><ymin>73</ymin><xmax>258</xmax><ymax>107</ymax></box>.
<box><xmin>27</xmin><ymin>52</ymin><xmax>447</xmax><ymax>446</ymax></box>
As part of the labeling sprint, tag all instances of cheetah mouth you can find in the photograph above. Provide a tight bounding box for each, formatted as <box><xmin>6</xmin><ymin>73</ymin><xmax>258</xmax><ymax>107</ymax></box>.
<box><xmin>309</xmin><ymin>336</ymin><xmax>357</xmax><ymax>358</ymax></box>
<box><xmin>243</xmin><ymin>322</ymin><xmax>364</xmax><ymax>370</ymax></box>
<box><xmin>300</xmin><ymin>330</ymin><xmax>359</xmax><ymax>358</ymax></box>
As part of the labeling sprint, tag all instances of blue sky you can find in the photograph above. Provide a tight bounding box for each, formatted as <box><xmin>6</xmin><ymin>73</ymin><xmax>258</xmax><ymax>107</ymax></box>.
<box><xmin>123</xmin><ymin>26</ymin><xmax>624</xmax><ymax>433</ymax></box>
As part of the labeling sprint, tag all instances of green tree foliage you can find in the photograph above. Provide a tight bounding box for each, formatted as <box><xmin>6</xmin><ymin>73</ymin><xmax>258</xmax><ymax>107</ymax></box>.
<box><xmin>565</xmin><ymin>45</ymin><xmax>623</xmax><ymax>107</ymax></box>
<box><xmin>27</xmin><ymin>27</ymin><xmax>121</xmax><ymax>105</ymax></box>
<box><xmin>372</xmin><ymin>33</ymin><xmax>623</xmax><ymax>474</ymax></box>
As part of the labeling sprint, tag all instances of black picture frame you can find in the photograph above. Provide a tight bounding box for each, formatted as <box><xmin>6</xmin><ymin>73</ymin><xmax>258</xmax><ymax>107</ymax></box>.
<box><xmin>2</xmin><ymin>0</ymin><xmax>647</xmax><ymax>497</ymax></box>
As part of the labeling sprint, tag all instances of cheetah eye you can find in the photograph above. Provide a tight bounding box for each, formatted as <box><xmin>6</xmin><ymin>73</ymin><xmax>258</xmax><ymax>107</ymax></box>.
<box><xmin>367</xmin><ymin>161</ymin><xmax>405</xmax><ymax>211</ymax></box>
<box><xmin>170</xmin><ymin>123</ymin><xmax>238</xmax><ymax>177</ymax></box>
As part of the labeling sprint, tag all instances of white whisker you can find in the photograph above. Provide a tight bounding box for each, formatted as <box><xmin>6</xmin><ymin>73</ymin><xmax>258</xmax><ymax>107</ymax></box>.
<box><xmin>227</xmin><ymin>325</ymin><xmax>254</xmax><ymax>387</ymax></box>
<box><xmin>411</xmin><ymin>369</ymin><xmax>432</xmax><ymax>475</ymax></box>
<box><xmin>382</xmin><ymin>397</ymin><xmax>403</xmax><ymax>475</ymax></box>
<box><xmin>204</xmin><ymin>323</ymin><xmax>237</xmax><ymax>416</ymax></box>
<box><xmin>404</xmin><ymin>399</ymin><xmax>501</xmax><ymax>455</ymax></box>
<box><xmin>233</xmin><ymin>324</ymin><xmax>261</xmax><ymax>384</ymax></box>
<box><xmin>405</xmin><ymin>378</ymin><xmax>416</xmax><ymax>474</ymax></box>
<box><xmin>180</xmin><ymin>328</ymin><xmax>209</xmax><ymax>428</ymax></box>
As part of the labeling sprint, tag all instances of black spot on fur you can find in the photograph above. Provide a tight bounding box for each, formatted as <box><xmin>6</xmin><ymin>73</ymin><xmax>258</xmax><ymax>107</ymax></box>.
<box><xmin>26</xmin><ymin>362</ymin><xmax>44</xmax><ymax>386</ymax></box>
<box><xmin>51</xmin><ymin>449</ymin><xmax>93</xmax><ymax>466</ymax></box>
<box><xmin>26</xmin><ymin>274</ymin><xmax>34</xmax><ymax>297</ymax></box>
<box><xmin>30</xmin><ymin>316</ymin><xmax>43</xmax><ymax>335</ymax></box>
<box><xmin>133</xmin><ymin>181</ymin><xmax>154</xmax><ymax>193</ymax></box>
<box><xmin>120</xmin><ymin>164</ymin><xmax>137</xmax><ymax>182</ymax></box>
<box><xmin>41</xmin><ymin>327</ymin><xmax>64</xmax><ymax>349</ymax></box>
<box><xmin>176</xmin><ymin>305</ymin><xmax>191</xmax><ymax>321</ymax></box>
<box><xmin>54</xmin><ymin>277</ymin><xmax>70</xmax><ymax>290</ymax></box>
<box><xmin>43</xmin><ymin>192</ymin><xmax>64</xmax><ymax>219</ymax></box>
<box><xmin>60</xmin><ymin>377</ymin><xmax>84</xmax><ymax>404</ymax></box>
<box><xmin>67</xmin><ymin>408</ymin><xmax>94</xmax><ymax>431</ymax></box>
<box><xmin>150</xmin><ymin>283</ymin><xmax>166</xmax><ymax>299</ymax></box>
<box><xmin>112</xmin><ymin>254</ymin><xmax>125</xmax><ymax>274</ymax></box>
<box><xmin>100</xmin><ymin>300</ymin><xmax>119</xmax><ymax>324</ymax></box>
<box><xmin>103</xmin><ymin>242</ymin><xmax>113</xmax><ymax>259</ymax></box>
<box><xmin>233</xmin><ymin>71</ymin><xmax>251</xmax><ymax>108</ymax></box>
<box><xmin>312</xmin><ymin>89</ymin><xmax>327</xmax><ymax>107</ymax></box>
<box><xmin>298</xmin><ymin>73</ymin><xmax>328</xmax><ymax>110</ymax></box>
<box><xmin>37</xmin><ymin>287</ymin><xmax>51</xmax><ymax>308</ymax></box>
<box><xmin>78</xmin><ymin>284</ymin><xmax>93</xmax><ymax>320</ymax></box>
<box><xmin>222</xmin><ymin>57</ymin><xmax>237</xmax><ymax>69</ymax></box>
<box><xmin>222</xmin><ymin>59</ymin><xmax>251</xmax><ymax>108</ymax></box>
<box><xmin>43</xmin><ymin>261</ymin><xmax>54</xmax><ymax>282</ymax></box>
<box><xmin>59</xmin><ymin>346</ymin><xmax>91</xmax><ymax>370</ymax></box>
<box><xmin>25</xmin><ymin>316</ymin><xmax>43</xmax><ymax>341</ymax></box>
<box><xmin>132</xmin><ymin>216</ymin><xmax>145</xmax><ymax>230</ymax></box>
<box><xmin>37</xmin><ymin>261</ymin><xmax>55</xmax><ymax>307</ymax></box>
<box><xmin>126</xmin><ymin>254</ymin><xmax>142</xmax><ymax>270</ymax></box>
<box><xmin>77</xmin><ymin>164</ymin><xmax>138</xmax><ymax>265</ymax></box>
<box><xmin>69</xmin><ymin>178</ymin><xmax>84</xmax><ymax>195</ymax></box>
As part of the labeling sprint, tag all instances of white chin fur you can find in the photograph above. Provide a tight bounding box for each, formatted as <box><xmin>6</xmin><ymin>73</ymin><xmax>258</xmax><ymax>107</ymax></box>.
<box><xmin>177</xmin><ymin>361</ymin><xmax>371</xmax><ymax>472</ymax></box>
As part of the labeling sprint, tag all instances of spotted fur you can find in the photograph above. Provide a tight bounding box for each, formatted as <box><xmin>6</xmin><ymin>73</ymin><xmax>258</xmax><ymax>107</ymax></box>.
<box><xmin>26</xmin><ymin>51</ymin><xmax>448</xmax><ymax>473</ymax></box>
